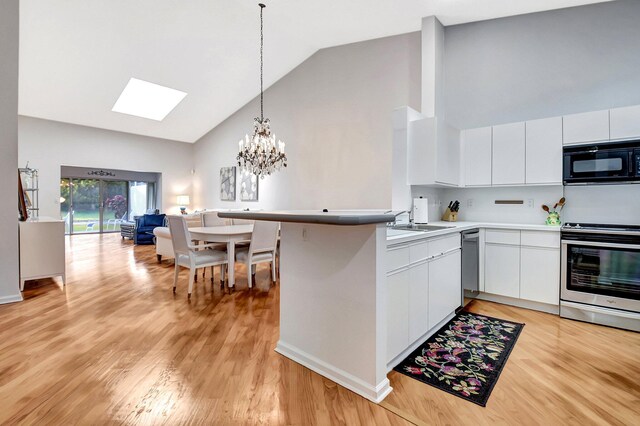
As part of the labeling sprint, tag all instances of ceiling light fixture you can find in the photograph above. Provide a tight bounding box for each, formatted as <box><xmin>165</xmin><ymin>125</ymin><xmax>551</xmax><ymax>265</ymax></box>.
<box><xmin>237</xmin><ymin>3</ymin><xmax>287</xmax><ymax>179</ymax></box>
<box><xmin>112</xmin><ymin>78</ymin><xmax>187</xmax><ymax>121</ymax></box>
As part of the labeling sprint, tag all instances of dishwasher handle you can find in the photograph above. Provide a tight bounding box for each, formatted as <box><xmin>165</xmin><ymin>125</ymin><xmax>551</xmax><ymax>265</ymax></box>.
<box><xmin>462</xmin><ymin>231</ymin><xmax>479</xmax><ymax>241</ymax></box>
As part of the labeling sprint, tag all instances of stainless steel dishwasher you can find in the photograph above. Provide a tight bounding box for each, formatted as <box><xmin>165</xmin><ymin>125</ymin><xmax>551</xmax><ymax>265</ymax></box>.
<box><xmin>461</xmin><ymin>230</ymin><xmax>479</xmax><ymax>305</ymax></box>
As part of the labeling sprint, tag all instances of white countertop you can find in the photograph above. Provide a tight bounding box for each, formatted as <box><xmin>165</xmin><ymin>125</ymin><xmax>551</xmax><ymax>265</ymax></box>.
<box><xmin>387</xmin><ymin>220</ymin><xmax>560</xmax><ymax>244</ymax></box>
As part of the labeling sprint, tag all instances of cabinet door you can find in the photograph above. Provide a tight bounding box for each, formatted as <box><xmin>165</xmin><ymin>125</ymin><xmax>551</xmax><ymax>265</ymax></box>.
<box><xmin>408</xmin><ymin>261</ymin><xmax>429</xmax><ymax>343</ymax></box>
<box><xmin>563</xmin><ymin>110</ymin><xmax>609</xmax><ymax>145</ymax></box>
<box><xmin>436</xmin><ymin>122</ymin><xmax>461</xmax><ymax>186</ymax></box>
<box><xmin>463</xmin><ymin>127</ymin><xmax>492</xmax><ymax>186</ymax></box>
<box><xmin>526</xmin><ymin>117</ymin><xmax>563</xmax><ymax>184</ymax></box>
<box><xmin>428</xmin><ymin>250</ymin><xmax>462</xmax><ymax>329</ymax></box>
<box><xmin>387</xmin><ymin>270</ymin><xmax>409</xmax><ymax>362</ymax></box>
<box><xmin>610</xmin><ymin>105</ymin><xmax>640</xmax><ymax>140</ymax></box>
<box><xmin>484</xmin><ymin>243</ymin><xmax>520</xmax><ymax>298</ymax></box>
<box><xmin>520</xmin><ymin>247</ymin><xmax>560</xmax><ymax>305</ymax></box>
<box><xmin>492</xmin><ymin>122</ymin><xmax>525</xmax><ymax>185</ymax></box>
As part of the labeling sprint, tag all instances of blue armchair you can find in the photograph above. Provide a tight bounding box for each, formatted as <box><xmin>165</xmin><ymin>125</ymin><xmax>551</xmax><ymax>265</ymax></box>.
<box><xmin>134</xmin><ymin>213</ymin><xmax>166</xmax><ymax>245</ymax></box>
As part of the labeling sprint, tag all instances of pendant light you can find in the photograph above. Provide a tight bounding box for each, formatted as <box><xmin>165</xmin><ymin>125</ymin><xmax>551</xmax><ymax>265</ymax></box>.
<box><xmin>237</xmin><ymin>3</ymin><xmax>287</xmax><ymax>179</ymax></box>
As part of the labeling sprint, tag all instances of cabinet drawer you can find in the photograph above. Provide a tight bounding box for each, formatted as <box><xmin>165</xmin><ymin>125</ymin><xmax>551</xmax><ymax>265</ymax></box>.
<box><xmin>386</xmin><ymin>245</ymin><xmax>410</xmax><ymax>272</ymax></box>
<box><xmin>410</xmin><ymin>241</ymin><xmax>429</xmax><ymax>263</ymax></box>
<box><xmin>521</xmin><ymin>231</ymin><xmax>560</xmax><ymax>248</ymax></box>
<box><xmin>428</xmin><ymin>234</ymin><xmax>460</xmax><ymax>257</ymax></box>
<box><xmin>485</xmin><ymin>229</ymin><xmax>520</xmax><ymax>245</ymax></box>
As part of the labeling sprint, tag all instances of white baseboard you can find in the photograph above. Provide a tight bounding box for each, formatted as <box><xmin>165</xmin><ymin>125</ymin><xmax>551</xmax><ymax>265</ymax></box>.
<box><xmin>0</xmin><ymin>293</ymin><xmax>23</xmax><ymax>305</ymax></box>
<box><xmin>468</xmin><ymin>291</ymin><xmax>559</xmax><ymax>315</ymax></box>
<box><xmin>275</xmin><ymin>340</ymin><xmax>392</xmax><ymax>403</ymax></box>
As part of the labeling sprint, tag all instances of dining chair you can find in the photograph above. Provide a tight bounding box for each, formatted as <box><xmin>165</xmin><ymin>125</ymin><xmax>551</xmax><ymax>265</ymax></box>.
<box><xmin>201</xmin><ymin>211</ymin><xmax>229</xmax><ymax>226</ymax></box>
<box><xmin>199</xmin><ymin>211</ymin><xmax>229</xmax><ymax>281</ymax></box>
<box><xmin>235</xmin><ymin>220</ymin><xmax>279</xmax><ymax>288</ymax></box>
<box><xmin>167</xmin><ymin>215</ymin><xmax>228</xmax><ymax>298</ymax></box>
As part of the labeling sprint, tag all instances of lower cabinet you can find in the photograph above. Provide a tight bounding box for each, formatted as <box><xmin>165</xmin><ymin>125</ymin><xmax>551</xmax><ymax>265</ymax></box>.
<box><xmin>386</xmin><ymin>269</ymin><xmax>409</xmax><ymax>362</ymax></box>
<box><xmin>482</xmin><ymin>229</ymin><xmax>561</xmax><ymax>308</ymax></box>
<box><xmin>520</xmin><ymin>247</ymin><xmax>560</xmax><ymax>305</ymax></box>
<box><xmin>484</xmin><ymin>243</ymin><xmax>520</xmax><ymax>298</ymax></box>
<box><xmin>386</xmin><ymin>235</ymin><xmax>462</xmax><ymax>363</ymax></box>
<box><xmin>428</xmin><ymin>250</ymin><xmax>461</xmax><ymax>329</ymax></box>
<box><xmin>408</xmin><ymin>261</ymin><xmax>429</xmax><ymax>343</ymax></box>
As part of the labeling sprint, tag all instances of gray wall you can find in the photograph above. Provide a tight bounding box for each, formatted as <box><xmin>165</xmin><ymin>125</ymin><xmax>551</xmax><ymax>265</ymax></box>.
<box><xmin>0</xmin><ymin>0</ymin><xmax>21</xmax><ymax>303</ymax></box>
<box><xmin>193</xmin><ymin>32</ymin><xmax>421</xmax><ymax>211</ymax></box>
<box><xmin>444</xmin><ymin>0</ymin><xmax>640</xmax><ymax>129</ymax></box>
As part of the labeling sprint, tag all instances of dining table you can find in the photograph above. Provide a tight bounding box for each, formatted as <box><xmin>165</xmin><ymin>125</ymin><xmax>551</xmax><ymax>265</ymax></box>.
<box><xmin>188</xmin><ymin>224</ymin><xmax>253</xmax><ymax>288</ymax></box>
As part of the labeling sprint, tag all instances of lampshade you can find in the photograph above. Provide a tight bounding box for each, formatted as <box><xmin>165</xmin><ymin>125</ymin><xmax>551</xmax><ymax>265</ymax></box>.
<box><xmin>177</xmin><ymin>195</ymin><xmax>190</xmax><ymax>206</ymax></box>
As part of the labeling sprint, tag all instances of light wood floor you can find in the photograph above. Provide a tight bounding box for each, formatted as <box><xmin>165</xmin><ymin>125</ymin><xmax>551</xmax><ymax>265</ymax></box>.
<box><xmin>0</xmin><ymin>234</ymin><xmax>638</xmax><ymax>425</ymax></box>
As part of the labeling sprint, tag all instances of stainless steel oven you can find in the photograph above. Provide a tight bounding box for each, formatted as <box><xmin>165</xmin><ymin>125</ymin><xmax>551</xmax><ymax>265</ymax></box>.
<box><xmin>563</xmin><ymin>141</ymin><xmax>640</xmax><ymax>185</ymax></box>
<box><xmin>561</xmin><ymin>223</ymin><xmax>640</xmax><ymax>331</ymax></box>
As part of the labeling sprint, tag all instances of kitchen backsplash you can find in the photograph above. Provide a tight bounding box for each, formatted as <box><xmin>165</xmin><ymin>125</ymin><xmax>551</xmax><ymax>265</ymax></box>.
<box><xmin>411</xmin><ymin>183</ymin><xmax>639</xmax><ymax>225</ymax></box>
<box><xmin>412</xmin><ymin>186</ymin><xmax>563</xmax><ymax>225</ymax></box>
<box><xmin>563</xmin><ymin>185</ymin><xmax>640</xmax><ymax>226</ymax></box>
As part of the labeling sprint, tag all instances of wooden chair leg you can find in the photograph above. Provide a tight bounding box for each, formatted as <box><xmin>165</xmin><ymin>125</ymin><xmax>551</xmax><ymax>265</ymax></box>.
<box><xmin>220</xmin><ymin>264</ymin><xmax>226</xmax><ymax>288</ymax></box>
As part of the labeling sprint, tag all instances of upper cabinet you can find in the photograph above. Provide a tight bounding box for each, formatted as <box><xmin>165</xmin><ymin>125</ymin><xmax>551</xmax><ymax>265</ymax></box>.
<box><xmin>610</xmin><ymin>105</ymin><xmax>640</xmax><ymax>141</ymax></box>
<box><xmin>405</xmin><ymin>104</ymin><xmax>640</xmax><ymax>190</ymax></box>
<box><xmin>525</xmin><ymin>117</ymin><xmax>563</xmax><ymax>185</ymax></box>
<box><xmin>563</xmin><ymin>110</ymin><xmax>609</xmax><ymax>145</ymax></box>
<box><xmin>492</xmin><ymin>122</ymin><xmax>525</xmax><ymax>185</ymax></box>
<box><xmin>408</xmin><ymin>117</ymin><xmax>460</xmax><ymax>187</ymax></box>
<box><xmin>462</xmin><ymin>127</ymin><xmax>492</xmax><ymax>186</ymax></box>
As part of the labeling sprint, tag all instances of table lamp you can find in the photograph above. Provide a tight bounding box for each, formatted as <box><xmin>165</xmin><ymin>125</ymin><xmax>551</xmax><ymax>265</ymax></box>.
<box><xmin>177</xmin><ymin>195</ymin><xmax>190</xmax><ymax>214</ymax></box>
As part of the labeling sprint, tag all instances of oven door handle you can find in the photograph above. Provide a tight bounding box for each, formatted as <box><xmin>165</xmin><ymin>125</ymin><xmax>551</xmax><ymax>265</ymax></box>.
<box><xmin>561</xmin><ymin>240</ymin><xmax>640</xmax><ymax>250</ymax></box>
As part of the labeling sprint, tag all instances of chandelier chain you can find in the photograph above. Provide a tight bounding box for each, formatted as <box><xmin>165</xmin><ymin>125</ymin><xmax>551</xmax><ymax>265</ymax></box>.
<box><xmin>259</xmin><ymin>3</ymin><xmax>264</xmax><ymax>121</ymax></box>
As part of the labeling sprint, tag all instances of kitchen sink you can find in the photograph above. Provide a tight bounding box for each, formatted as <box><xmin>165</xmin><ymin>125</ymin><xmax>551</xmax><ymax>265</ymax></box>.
<box><xmin>390</xmin><ymin>224</ymin><xmax>455</xmax><ymax>232</ymax></box>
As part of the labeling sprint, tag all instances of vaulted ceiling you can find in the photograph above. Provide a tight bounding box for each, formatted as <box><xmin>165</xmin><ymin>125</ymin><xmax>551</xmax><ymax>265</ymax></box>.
<box><xmin>18</xmin><ymin>0</ymin><xmax>611</xmax><ymax>143</ymax></box>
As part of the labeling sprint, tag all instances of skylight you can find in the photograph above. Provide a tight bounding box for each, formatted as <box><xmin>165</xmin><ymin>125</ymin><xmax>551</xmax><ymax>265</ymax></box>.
<box><xmin>112</xmin><ymin>78</ymin><xmax>187</xmax><ymax>121</ymax></box>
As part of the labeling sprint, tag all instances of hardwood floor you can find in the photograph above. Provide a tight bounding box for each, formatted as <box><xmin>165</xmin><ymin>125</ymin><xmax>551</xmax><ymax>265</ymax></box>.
<box><xmin>0</xmin><ymin>234</ymin><xmax>638</xmax><ymax>425</ymax></box>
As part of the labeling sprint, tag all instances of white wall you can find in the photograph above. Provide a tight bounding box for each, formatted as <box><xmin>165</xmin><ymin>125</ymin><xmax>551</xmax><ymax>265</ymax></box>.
<box><xmin>18</xmin><ymin>117</ymin><xmax>194</xmax><ymax>218</ymax></box>
<box><xmin>444</xmin><ymin>0</ymin><xmax>640</xmax><ymax>130</ymax></box>
<box><xmin>0</xmin><ymin>0</ymin><xmax>22</xmax><ymax>304</ymax></box>
<box><xmin>193</xmin><ymin>32</ymin><xmax>421</xmax><ymax>211</ymax></box>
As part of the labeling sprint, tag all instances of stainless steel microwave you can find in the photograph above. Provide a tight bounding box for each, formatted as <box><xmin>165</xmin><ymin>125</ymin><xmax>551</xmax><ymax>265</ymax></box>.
<box><xmin>563</xmin><ymin>141</ymin><xmax>640</xmax><ymax>185</ymax></box>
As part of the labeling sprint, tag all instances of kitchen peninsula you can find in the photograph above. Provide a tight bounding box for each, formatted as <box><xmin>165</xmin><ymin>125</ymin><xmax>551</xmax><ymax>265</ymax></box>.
<box><xmin>218</xmin><ymin>209</ymin><xmax>464</xmax><ymax>403</ymax></box>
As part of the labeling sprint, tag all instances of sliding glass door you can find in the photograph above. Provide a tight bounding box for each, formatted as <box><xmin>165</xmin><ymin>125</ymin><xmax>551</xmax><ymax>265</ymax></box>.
<box><xmin>102</xmin><ymin>181</ymin><xmax>128</xmax><ymax>232</ymax></box>
<box><xmin>61</xmin><ymin>178</ymin><xmax>155</xmax><ymax>235</ymax></box>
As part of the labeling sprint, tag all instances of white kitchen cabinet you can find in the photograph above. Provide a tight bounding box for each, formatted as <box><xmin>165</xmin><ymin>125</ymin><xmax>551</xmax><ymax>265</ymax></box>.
<box><xmin>408</xmin><ymin>261</ymin><xmax>429</xmax><ymax>343</ymax></box>
<box><xmin>386</xmin><ymin>269</ymin><xmax>410</xmax><ymax>362</ymax></box>
<box><xmin>610</xmin><ymin>104</ymin><xmax>640</xmax><ymax>140</ymax></box>
<box><xmin>526</xmin><ymin>117</ymin><xmax>563</xmax><ymax>185</ymax></box>
<box><xmin>463</xmin><ymin>127</ymin><xmax>492</xmax><ymax>186</ymax></box>
<box><xmin>520</xmin><ymin>247</ymin><xmax>560</xmax><ymax>305</ymax></box>
<box><xmin>492</xmin><ymin>122</ymin><xmax>526</xmax><ymax>185</ymax></box>
<box><xmin>408</xmin><ymin>117</ymin><xmax>460</xmax><ymax>187</ymax></box>
<box><xmin>484</xmin><ymin>243</ymin><xmax>520</xmax><ymax>298</ymax></box>
<box><xmin>428</xmin><ymin>249</ymin><xmax>462</xmax><ymax>329</ymax></box>
<box><xmin>563</xmin><ymin>110</ymin><xmax>609</xmax><ymax>145</ymax></box>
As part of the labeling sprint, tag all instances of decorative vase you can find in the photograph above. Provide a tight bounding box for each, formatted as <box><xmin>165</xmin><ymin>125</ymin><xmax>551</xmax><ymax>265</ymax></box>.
<box><xmin>545</xmin><ymin>212</ymin><xmax>561</xmax><ymax>226</ymax></box>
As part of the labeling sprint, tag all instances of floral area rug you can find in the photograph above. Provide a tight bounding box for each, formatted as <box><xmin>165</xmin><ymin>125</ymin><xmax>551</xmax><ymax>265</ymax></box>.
<box><xmin>393</xmin><ymin>312</ymin><xmax>524</xmax><ymax>406</ymax></box>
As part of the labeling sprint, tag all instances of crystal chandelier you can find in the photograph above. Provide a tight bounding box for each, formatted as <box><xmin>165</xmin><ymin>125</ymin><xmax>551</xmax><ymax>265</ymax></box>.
<box><xmin>237</xmin><ymin>3</ymin><xmax>287</xmax><ymax>179</ymax></box>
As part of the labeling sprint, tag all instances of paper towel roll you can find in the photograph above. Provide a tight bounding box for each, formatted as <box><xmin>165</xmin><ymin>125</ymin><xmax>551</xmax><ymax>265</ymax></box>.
<box><xmin>413</xmin><ymin>197</ymin><xmax>429</xmax><ymax>224</ymax></box>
